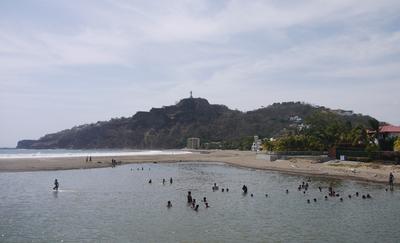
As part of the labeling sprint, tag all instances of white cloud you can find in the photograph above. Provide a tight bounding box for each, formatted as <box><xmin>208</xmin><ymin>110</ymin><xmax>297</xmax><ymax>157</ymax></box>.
<box><xmin>0</xmin><ymin>0</ymin><xmax>400</xmax><ymax>146</ymax></box>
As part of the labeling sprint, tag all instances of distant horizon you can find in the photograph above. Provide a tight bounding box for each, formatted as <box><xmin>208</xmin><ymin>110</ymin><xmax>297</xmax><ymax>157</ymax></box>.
<box><xmin>1</xmin><ymin>1</ymin><xmax>399</xmax><ymax>147</ymax></box>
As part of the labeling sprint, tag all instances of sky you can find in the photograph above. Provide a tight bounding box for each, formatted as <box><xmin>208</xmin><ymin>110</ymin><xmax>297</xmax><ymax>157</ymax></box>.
<box><xmin>1</xmin><ymin>0</ymin><xmax>400</xmax><ymax>147</ymax></box>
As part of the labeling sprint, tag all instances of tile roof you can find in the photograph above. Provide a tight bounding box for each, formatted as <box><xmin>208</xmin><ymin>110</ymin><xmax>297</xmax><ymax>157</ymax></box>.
<box><xmin>379</xmin><ymin>125</ymin><xmax>400</xmax><ymax>133</ymax></box>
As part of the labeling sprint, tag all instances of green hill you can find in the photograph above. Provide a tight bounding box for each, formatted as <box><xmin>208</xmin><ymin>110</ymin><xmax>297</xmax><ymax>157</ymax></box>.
<box><xmin>17</xmin><ymin>98</ymin><xmax>375</xmax><ymax>149</ymax></box>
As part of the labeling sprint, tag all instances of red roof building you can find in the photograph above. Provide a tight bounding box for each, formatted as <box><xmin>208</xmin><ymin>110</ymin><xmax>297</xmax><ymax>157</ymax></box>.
<box><xmin>379</xmin><ymin>125</ymin><xmax>400</xmax><ymax>139</ymax></box>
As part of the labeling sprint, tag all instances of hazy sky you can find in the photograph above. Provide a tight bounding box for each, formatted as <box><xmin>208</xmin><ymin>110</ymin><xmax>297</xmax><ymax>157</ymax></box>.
<box><xmin>1</xmin><ymin>0</ymin><xmax>400</xmax><ymax>147</ymax></box>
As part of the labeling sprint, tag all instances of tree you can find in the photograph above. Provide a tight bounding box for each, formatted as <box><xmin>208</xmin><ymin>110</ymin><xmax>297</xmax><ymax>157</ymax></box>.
<box><xmin>394</xmin><ymin>137</ymin><xmax>400</xmax><ymax>152</ymax></box>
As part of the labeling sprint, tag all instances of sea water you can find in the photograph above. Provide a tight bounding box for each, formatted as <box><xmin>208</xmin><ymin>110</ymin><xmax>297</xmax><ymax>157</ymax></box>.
<box><xmin>0</xmin><ymin>148</ymin><xmax>190</xmax><ymax>159</ymax></box>
<box><xmin>0</xmin><ymin>162</ymin><xmax>399</xmax><ymax>242</ymax></box>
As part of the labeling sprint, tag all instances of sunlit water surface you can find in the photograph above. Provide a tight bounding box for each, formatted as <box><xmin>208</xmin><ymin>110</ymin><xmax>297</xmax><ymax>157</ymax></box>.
<box><xmin>1</xmin><ymin>162</ymin><xmax>399</xmax><ymax>242</ymax></box>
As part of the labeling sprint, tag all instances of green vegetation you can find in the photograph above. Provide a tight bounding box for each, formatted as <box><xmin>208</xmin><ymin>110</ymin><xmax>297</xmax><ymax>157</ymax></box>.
<box><xmin>17</xmin><ymin>98</ymin><xmax>375</xmax><ymax>150</ymax></box>
<box><xmin>394</xmin><ymin>138</ymin><xmax>400</xmax><ymax>152</ymax></box>
<box><xmin>263</xmin><ymin>111</ymin><xmax>380</xmax><ymax>152</ymax></box>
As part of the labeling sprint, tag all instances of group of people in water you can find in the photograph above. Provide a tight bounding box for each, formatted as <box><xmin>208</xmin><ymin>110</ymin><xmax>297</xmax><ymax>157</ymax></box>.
<box><xmin>185</xmin><ymin>191</ymin><xmax>210</xmax><ymax>211</ymax></box>
<box><xmin>51</xmin><ymin>168</ymin><xmax>396</xmax><ymax>211</ymax></box>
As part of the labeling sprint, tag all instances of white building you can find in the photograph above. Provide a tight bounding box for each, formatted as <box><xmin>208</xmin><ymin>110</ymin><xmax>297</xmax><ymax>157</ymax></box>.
<box><xmin>251</xmin><ymin>135</ymin><xmax>262</xmax><ymax>152</ymax></box>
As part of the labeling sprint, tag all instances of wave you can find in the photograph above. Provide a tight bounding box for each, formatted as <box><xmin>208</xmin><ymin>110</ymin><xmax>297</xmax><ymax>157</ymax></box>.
<box><xmin>0</xmin><ymin>149</ymin><xmax>191</xmax><ymax>159</ymax></box>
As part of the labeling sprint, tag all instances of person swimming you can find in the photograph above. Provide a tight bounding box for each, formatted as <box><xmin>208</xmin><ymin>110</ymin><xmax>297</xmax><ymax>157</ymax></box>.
<box><xmin>192</xmin><ymin>199</ymin><xmax>196</xmax><ymax>208</ymax></box>
<box><xmin>205</xmin><ymin>202</ymin><xmax>209</xmax><ymax>208</ymax></box>
<box><xmin>167</xmin><ymin>201</ymin><xmax>172</xmax><ymax>208</ymax></box>
<box><xmin>53</xmin><ymin>179</ymin><xmax>59</xmax><ymax>191</ymax></box>
<box><xmin>324</xmin><ymin>196</ymin><xmax>328</xmax><ymax>200</ymax></box>
<box><xmin>265</xmin><ymin>194</ymin><xmax>268</xmax><ymax>197</ymax></box>
<box><xmin>242</xmin><ymin>185</ymin><xmax>248</xmax><ymax>194</ymax></box>
<box><xmin>194</xmin><ymin>205</ymin><xmax>199</xmax><ymax>211</ymax></box>
<box><xmin>162</xmin><ymin>178</ymin><xmax>166</xmax><ymax>184</ymax></box>
<box><xmin>250</xmin><ymin>194</ymin><xmax>254</xmax><ymax>197</ymax></box>
<box><xmin>170</xmin><ymin>178</ymin><xmax>173</xmax><ymax>184</ymax></box>
<box><xmin>222</xmin><ymin>188</ymin><xmax>225</xmax><ymax>192</ymax></box>
<box><xmin>340</xmin><ymin>198</ymin><xmax>343</xmax><ymax>202</ymax></box>
<box><xmin>313</xmin><ymin>198</ymin><xmax>317</xmax><ymax>202</ymax></box>
<box><xmin>286</xmin><ymin>189</ymin><xmax>289</xmax><ymax>194</ymax></box>
<box><xmin>348</xmin><ymin>195</ymin><xmax>352</xmax><ymax>199</ymax></box>
<box><xmin>307</xmin><ymin>199</ymin><xmax>310</xmax><ymax>203</ymax></box>
<box><xmin>148</xmin><ymin>179</ymin><xmax>152</xmax><ymax>184</ymax></box>
<box><xmin>356</xmin><ymin>192</ymin><xmax>359</xmax><ymax>197</ymax></box>
<box><xmin>212</xmin><ymin>183</ymin><xmax>219</xmax><ymax>191</ymax></box>
<box><xmin>367</xmin><ymin>194</ymin><xmax>371</xmax><ymax>198</ymax></box>
<box><xmin>226</xmin><ymin>188</ymin><xmax>229</xmax><ymax>192</ymax></box>
<box><xmin>318</xmin><ymin>186</ymin><xmax>322</xmax><ymax>192</ymax></box>
<box><xmin>203</xmin><ymin>197</ymin><xmax>207</xmax><ymax>202</ymax></box>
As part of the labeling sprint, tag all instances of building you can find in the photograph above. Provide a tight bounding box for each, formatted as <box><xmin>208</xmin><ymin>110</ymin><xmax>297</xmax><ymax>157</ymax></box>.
<box><xmin>333</xmin><ymin>109</ymin><xmax>354</xmax><ymax>116</ymax></box>
<box><xmin>187</xmin><ymin>137</ymin><xmax>200</xmax><ymax>149</ymax></box>
<box><xmin>251</xmin><ymin>135</ymin><xmax>262</xmax><ymax>152</ymax></box>
<box><xmin>378</xmin><ymin>125</ymin><xmax>400</xmax><ymax>139</ymax></box>
<box><xmin>203</xmin><ymin>141</ymin><xmax>222</xmax><ymax>150</ymax></box>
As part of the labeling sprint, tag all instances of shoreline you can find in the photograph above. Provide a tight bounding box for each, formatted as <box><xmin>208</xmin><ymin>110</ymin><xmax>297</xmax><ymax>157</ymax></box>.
<box><xmin>1</xmin><ymin>150</ymin><xmax>399</xmax><ymax>185</ymax></box>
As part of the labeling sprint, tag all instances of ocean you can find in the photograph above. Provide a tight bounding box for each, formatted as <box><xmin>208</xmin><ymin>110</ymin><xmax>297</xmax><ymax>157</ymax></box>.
<box><xmin>0</xmin><ymin>148</ymin><xmax>190</xmax><ymax>159</ymax></box>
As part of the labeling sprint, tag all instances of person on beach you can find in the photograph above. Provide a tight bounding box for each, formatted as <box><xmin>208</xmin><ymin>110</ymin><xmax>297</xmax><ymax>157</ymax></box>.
<box><xmin>170</xmin><ymin>178</ymin><xmax>173</xmax><ymax>184</ymax></box>
<box><xmin>187</xmin><ymin>191</ymin><xmax>193</xmax><ymax>203</ymax></box>
<box><xmin>389</xmin><ymin>172</ymin><xmax>394</xmax><ymax>191</ymax></box>
<box><xmin>163</xmin><ymin>179</ymin><xmax>166</xmax><ymax>184</ymax></box>
<box><xmin>148</xmin><ymin>179</ymin><xmax>152</xmax><ymax>184</ymax></box>
<box><xmin>89</xmin><ymin>156</ymin><xmax>92</xmax><ymax>162</ymax></box>
<box><xmin>205</xmin><ymin>202</ymin><xmax>210</xmax><ymax>208</ymax></box>
<box><xmin>53</xmin><ymin>179</ymin><xmax>59</xmax><ymax>191</ymax></box>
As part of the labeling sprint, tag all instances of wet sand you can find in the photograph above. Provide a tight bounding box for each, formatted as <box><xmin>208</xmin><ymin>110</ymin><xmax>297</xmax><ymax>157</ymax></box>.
<box><xmin>0</xmin><ymin>150</ymin><xmax>399</xmax><ymax>185</ymax></box>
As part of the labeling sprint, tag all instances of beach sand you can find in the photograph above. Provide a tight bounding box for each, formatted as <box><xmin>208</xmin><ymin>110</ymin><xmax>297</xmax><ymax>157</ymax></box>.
<box><xmin>1</xmin><ymin>150</ymin><xmax>399</xmax><ymax>185</ymax></box>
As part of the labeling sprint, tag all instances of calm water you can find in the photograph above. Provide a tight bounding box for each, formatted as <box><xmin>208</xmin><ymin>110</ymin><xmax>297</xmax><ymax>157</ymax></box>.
<box><xmin>0</xmin><ymin>162</ymin><xmax>399</xmax><ymax>243</ymax></box>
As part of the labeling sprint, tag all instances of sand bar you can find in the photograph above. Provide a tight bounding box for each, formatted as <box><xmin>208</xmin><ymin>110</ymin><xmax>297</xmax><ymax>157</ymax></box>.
<box><xmin>0</xmin><ymin>150</ymin><xmax>399</xmax><ymax>185</ymax></box>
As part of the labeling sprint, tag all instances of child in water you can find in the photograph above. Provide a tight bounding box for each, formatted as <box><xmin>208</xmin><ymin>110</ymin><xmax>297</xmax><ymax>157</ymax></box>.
<box><xmin>53</xmin><ymin>179</ymin><xmax>59</xmax><ymax>191</ymax></box>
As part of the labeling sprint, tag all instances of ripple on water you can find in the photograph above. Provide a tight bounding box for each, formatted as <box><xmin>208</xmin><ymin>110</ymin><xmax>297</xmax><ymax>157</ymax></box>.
<box><xmin>0</xmin><ymin>162</ymin><xmax>399</xmax><ymax>243</ymax></box>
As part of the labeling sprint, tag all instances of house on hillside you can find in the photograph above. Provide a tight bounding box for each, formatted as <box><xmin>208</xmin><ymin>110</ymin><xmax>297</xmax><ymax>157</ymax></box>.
<box><xmin>378</xmin><ymin>125</ymin><xmax>400</xmax><ymax>139</ymax></box>
<box><xmin>251</xmin><ymin>135</ymin><xmax>262</xmax><ymax>152</ymax></box>
<box><xmin>333</xmin><ymin>109</ymin><xmax>354</xmax><ymax>116</ymax></box>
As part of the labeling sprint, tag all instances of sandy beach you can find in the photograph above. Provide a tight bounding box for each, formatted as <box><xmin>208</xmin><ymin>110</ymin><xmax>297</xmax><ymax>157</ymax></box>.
<box><xmin>0</xmin><ymin>150</ymin><xmax>399</xmax><ymax>185</ymax></box>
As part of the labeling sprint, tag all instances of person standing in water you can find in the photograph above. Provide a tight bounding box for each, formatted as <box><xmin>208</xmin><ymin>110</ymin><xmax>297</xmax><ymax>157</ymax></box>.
<box><xmin>53</xmin><ymin>179</ymin><xmax>59</xmax><ymax>191</ymax></box>
<box><xmin>389</xmin><ymin>172</ymin><xmax>394</xmax><ymax>191</ymax></box>
<box><xmin>187</xmin><ymin>191</ymin><xmax>193</xmax><ymax>204</ymax></box>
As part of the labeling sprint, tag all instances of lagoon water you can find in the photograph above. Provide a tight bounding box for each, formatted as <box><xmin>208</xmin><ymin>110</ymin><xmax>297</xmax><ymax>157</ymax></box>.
<box><xmin>1</xmin><ymin>162</ymin><xmax>399</xmax><ymax>242</ymax></box>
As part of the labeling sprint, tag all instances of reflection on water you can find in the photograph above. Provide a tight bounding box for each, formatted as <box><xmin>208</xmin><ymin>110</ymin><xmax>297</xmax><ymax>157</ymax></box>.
<box><xmin>0</xmin><ymin>162</ymin><xmax>399</xmax><ymax>242</ymax></box>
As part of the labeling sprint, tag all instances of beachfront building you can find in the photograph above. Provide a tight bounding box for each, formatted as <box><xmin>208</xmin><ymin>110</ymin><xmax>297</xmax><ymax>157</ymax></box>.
<box><xmin>251</xmin><ymin>135</ymin><xmax>262</xmax><ymax>152</ymax></box>
<box><xmin>378</xmin><ymin>125</ymin><xmax>400</xmax><ymax>139</ymax></box>
<box><xmin>187</xmin><ymin>137</ymin><xmax>200</xmax><ymax>149</ymax></box>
